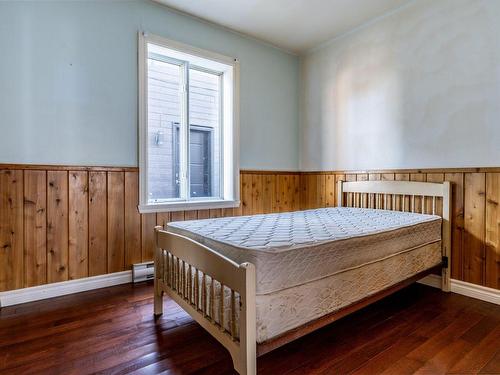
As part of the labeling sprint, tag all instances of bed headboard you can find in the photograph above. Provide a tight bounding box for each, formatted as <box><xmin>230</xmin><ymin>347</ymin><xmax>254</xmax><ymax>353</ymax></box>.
<box><xmin>337</xmin><ymin>180</ymin><xmax>452</xmax><ymax>292</ymax></box>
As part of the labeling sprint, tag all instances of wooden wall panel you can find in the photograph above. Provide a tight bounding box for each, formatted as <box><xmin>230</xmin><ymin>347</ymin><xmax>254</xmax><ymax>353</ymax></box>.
<box><xmin>463</xmin><ymin>173</ymin><xmax>486</xmax><ymax>285</ymax></box>
<box><xmin>141</xmin><ymin>213</ymin><xmax>156</xmax><ymax>262</ymax></box>
<box><xmin>301</xmin><ymin>174</ymin><xmax>325</xmax><ymax>209</ymax></box>
<box><xmin>170</xmin><ymin>211</ymin><xmax>185</xmax><ymax>221</ymax></box>
<box><xmin>291</xmin><ymin>175</ymin><xmax>301</xmax><ymax>211</ymax></box>
<box><xmin>196</xmin><ymin>210</ymin><xmax>209</xmax><ymax>220</ymax></box>
<box><xmin>2</xmin><ymin>165</ymin><xmax>500</xmax><ymax>292</ymax></box>
<box><xmin>124</xmin><ymin>172</ymin><xmax>141</xmax><ymax>267</ymax></box>
<box><xmin>208</xmin><ymin>209</ymin><xmax>221</xmax><ymax>218</ymax></box>
<box><xmin>156</xmin><ymin>212</ymin><xmax>170</xmax><ymax>227</ymax></box>
<box><xmin>317</xmin><ymin>175</ymin><xmax>326</xmax><ymax>208</ymax></box>
<box><xmin>251</xmin><ymin>174</ymin><xmax>264</xmax><ymax>214</ymax></box>
<box><xmin>445</xmin><ymin>173</ymin><xmax>465</xmax><ymax>280</ymax></box>
<box><xmin>325</xmin><ymin>175</ymin><xmax>335</xmax><ymax>207</ymax></box>
<box><xmin>68</xmin><ymin>171</ymin><xmax>88</xmax><ymax>280</ymax></box>
<box><xmin>0</xmin><ymin>170</ymin><xmax>24</xmax><ymax>291</ymax></box>
<box><xmin>241</xmin><ymin>174</ymin><xmax>253</xmax><ymax>215</ymax></box>
<box><xmin>23</xmin><ymin>170</ymin><xmax>47</xmax><ymax>287</ymax></box>
<box><xmin>485</xmin><ymin>173</ymin><xmax>500</xmax><ymax>289</ymax></box>
<box><xmin>277</xmin><ymin>175</ymin><xmax>291</xmax><ymax>212</ymax></box>
<box><xmin>185</xmin><ymin>210</ymin><xmax>198</xmax><ymax>220</ymax></box>
<box><xmin>88</xmin><ymin>172</ymin><xmax>107</xmax><ymax>277</ymax></box>
<box><xmin>107</xmin><ymin>172</ymin><xmax>125</xmax><ymax>273</ymax></box>
<box><xmin>300</xmin><ymin>174</ymin><xmax>312</xmax><ymax>209</ymax></box>
<box><xmin>263</xmin><ymin>175</ymin><xmax>276</xmax><ymax>213</ymax></box>
<box><xmin>47</xmin><ymin>171</ymin><xmax>68</xmax><ymax>283</ymax></box>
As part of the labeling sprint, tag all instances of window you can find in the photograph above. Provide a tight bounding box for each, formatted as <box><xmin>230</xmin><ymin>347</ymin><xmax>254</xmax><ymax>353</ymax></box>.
<box><xmin>138</xmin><ymin>33</ymin><xmax>239</xmax><ymax>213</ymax></box>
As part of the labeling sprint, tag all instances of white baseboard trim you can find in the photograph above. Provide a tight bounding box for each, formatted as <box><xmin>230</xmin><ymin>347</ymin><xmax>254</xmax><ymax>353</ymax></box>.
<box><xmin>418</xmin><ymin>275</ymin><xmax>500</xmax><ymax>305</ymax></box>
<box><xmin>2</xmin><ymin>271</ymin><xmax>497</xmax><ymax>308</ymax></box>
<box><xmin>450</xmin><ymin>279</ymin><xmax>500</xmax><ymax>305</ymax></box>
<box><xmin>0</xmin><ymin>271</ymin><xmax>132</xmax><ymax>308</ymax></box>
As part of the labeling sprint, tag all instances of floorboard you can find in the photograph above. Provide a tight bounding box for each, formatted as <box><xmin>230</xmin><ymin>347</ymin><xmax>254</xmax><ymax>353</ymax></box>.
<box><xmin>0</xmin><ymin>283</ymin><xmax>499</xmax><ymax>374</ymax></box>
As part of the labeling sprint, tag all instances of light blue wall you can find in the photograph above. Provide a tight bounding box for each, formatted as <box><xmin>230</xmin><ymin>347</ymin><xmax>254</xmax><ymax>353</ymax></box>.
<box><xmin>0</xmin><ymin>0</ymin><xmax>299</xmax><ymax>170</ymax></box>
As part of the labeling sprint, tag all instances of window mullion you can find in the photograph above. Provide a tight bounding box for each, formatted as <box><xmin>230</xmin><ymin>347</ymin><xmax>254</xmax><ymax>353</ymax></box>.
<box><xmin>218</xmin><ymin>73</ymin><xmax>224</xmax><ymax>200</ymax></box>
<box><xmin>180</xmin><ymin>61</ymin><xmax>190</xmax><ymax>201</ymax></box>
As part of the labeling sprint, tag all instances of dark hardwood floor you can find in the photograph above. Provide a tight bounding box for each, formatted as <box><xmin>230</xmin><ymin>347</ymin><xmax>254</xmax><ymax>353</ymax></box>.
<box><xmin>0</xmin><ymin>282</ymin><xmax>499</xmax><ymax>375</ymax></box>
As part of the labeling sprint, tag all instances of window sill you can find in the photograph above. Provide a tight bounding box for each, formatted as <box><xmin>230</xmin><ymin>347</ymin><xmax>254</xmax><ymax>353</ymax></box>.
<box><xmin>138</xmin><ymin>200</ymin><xmax>240</xmax><ymax>214</ymax></box>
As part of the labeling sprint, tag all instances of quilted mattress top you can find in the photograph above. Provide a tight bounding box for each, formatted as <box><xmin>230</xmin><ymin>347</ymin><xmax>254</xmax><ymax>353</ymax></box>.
<box><xmin>167</xmin><ymin>207</ymin><xmax>441</xmax><ymax>294</ymax></box>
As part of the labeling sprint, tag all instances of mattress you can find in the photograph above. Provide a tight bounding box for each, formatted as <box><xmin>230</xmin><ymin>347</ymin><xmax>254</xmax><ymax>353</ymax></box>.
<box><xmin>207</xmin><ymin>241</ymin><xmax>441</xmax><ymax>343</ymax></box>
<box><xmin>254</xmin><ymin>241</ymin><xmax>441</xmax><ymax>342</ymax></box>
<box><xmin>167</xmin><ymin>207</ymin><xmax>442</xmax><ymax>295</ymax></box>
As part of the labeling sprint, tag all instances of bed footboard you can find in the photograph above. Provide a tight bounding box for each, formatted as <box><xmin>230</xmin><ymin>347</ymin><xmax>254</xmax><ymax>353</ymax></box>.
<box><xmin>154</xmin><ymin>226</ymin><xmax>256</xmax><ymax>375</ymax></box>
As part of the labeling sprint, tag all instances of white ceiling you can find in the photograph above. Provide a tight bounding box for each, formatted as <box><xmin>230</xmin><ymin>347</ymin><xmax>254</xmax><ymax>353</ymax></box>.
<box><xmin>153</xmin><ymin>0</ymin><xmax>411</xmax><ymax>54</ymax></box>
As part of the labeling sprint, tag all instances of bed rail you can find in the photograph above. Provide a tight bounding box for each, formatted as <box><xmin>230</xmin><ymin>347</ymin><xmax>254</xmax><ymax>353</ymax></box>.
<box><xmin>154</xmin><ymin>227</ymin><xmax>256</xmax><ymax>375</ymax></box>
<box><xmin>337</xmin><ymin>180</ymin><xmax>452</xmax><ymax>292</ymax></box>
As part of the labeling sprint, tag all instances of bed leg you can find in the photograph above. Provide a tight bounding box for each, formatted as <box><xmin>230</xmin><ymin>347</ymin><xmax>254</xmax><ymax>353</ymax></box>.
<box><xmin>233</xmin><ymin>262</ymin><xmax>257</xmax><ymax>375</ymax></box>
<box><xmin>232</xmin><ymin>335</ymin><xmax>256</xmax><ymax>375</ymax></box>
<box><xmin>154</xmin><ymin>278</ymin><xmax>164</xmax><ymax>316</ymax></box>
<box><xmin>154</xmin><ymin>225</ymin><xmax>164</xmax><ymax>316</ymax></box>
<box><xmin>233</xmin><ymin>352</ymin><xmax>256</xmax><ymax>375</ymax></box>
<box><xmin>441</xmin><ymin>261</ymin><xmax>451</xmax><ymax>292</ymax></box>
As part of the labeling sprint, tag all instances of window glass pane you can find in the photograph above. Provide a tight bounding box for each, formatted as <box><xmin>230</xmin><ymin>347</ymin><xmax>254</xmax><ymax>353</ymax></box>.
<box><xmin>147</xmin><ymin>55</ymin><xmax>182</xmax><ymax>202</ymax></box>
<box><xmin>189</xmin><ymin>68</ymin><xmax>221</xmax><ymax>198</ymax></box>
<box><xmin>189</xmin><ymin>127</ymin><xmax>212</xmax><ymax>197</ymax></box>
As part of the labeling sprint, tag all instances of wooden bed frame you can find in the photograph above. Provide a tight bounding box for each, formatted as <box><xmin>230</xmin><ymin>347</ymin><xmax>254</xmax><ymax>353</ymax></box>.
<box><xmin>153</xmin><ymin>180</ymin><xmax>452</xmax><ymax>375</ymax></box>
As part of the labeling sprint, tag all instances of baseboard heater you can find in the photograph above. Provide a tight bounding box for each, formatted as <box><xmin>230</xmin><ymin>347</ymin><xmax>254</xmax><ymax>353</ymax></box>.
<box><xmin>132</xmin><ymin>261</ymin><xmax>155</xmax><ymax>283</ymax></box>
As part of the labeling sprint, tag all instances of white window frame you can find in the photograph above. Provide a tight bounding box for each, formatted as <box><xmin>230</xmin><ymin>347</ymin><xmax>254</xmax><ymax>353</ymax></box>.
<box><xmin>138</xmin><ymin>32</ymin><xmax>240</xmax><ymax>213</ymax></box>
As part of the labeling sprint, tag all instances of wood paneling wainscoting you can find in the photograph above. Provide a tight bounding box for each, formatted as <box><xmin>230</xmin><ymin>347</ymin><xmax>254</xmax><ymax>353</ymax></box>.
<box><xmin>0</xmin><ymin>165</ymin><xmax>300</xmax><ymax>292</ymax></box>
<box><xmin>1</xmin><ymin>164</ymin><xmax>499</xmax><ymax>293</ymax></box>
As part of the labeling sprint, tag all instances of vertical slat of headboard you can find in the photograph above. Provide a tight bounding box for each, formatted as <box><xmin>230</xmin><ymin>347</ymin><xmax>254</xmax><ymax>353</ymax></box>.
<box><xmin>337</xmin><ymin>180</ymin><xmax>344</xmax><ymax>207</ymax></box>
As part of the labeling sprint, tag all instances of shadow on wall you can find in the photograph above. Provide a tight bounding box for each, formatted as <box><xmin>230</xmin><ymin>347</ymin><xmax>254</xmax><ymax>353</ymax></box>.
<box><xmin>308</xmin><ymin>0</ymin><xmax>500</xmax><ymax>171</ymax></box>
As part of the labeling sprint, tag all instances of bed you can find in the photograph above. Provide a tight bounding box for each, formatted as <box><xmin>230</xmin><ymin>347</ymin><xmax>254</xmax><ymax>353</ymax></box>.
<box><xmin>153</xmin><ymin>180</ymin><xmax>451</xmax><ymax>375</ymax></box>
